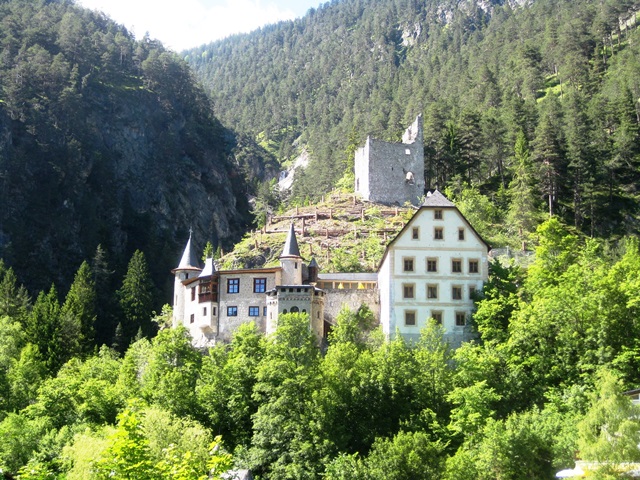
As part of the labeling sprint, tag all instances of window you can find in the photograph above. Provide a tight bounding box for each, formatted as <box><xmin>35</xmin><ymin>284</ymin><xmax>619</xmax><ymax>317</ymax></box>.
<box><xmin>190</xmin><ymin>314</ymin><xmax>194</xmax><ymax>324</ymax></box>
<box><xmin>403</xmin><ymin>257</ymin><xmax>414</xmax><ymax>272</ymax></box>
<box><xmin>249</xmin><ymin>306</ymin><xmax>259</xmax><ymax>316</ymax></box>
<box><xmin>412</xmin><ymin>227</ymin><xmax>419</xmax><ymax>240</ymax></box>
<box><xmin>191</xmin><ymin>288</ymin><xmax>195</xmax><ymax>301</ymax></box>
<box><xmin>452</xmin><ymin>259</ymin><xmax>462</xmax><ymax>273</ymax></box>
<box><xmin>431</xmin><ymin>311</ymin><xmax>443</xmax><ymax>324</ymax></box>
<box><xmin>227</xmin><ymin>278</ymin><xmax>239</xmax><ymax>294</ymax></box>
<box><xmin>291</xmin><ymin>306</ymin><xmax>299</xmax><ymax>313</ymax></box>
<box><xmin>203</xmin><ymin>307</ymin><xmax>207</xmax><ymax>316</ymax></box>
<box><xmin>434</xmin><ymin>209</ymin><xmax>443</xmax><ymax>220</ymax></box>
<box><xmin>434</xmin><ymin>227</ymin><xmax>443</xmax><ymax>240</ymax></box>
<box><xmin>458</xmin><ymin>228</ymin><xmax>465</xmax><ymax>241</ymax></box>
<box><xmin>254</xmin><ymin>278</ymin><xmax>267</xmax><ymax>293</ymax></box>
<box><xmin>403</xmin><ymin>284</ymin><xmax>415</xmax><ymax>299</ymax></box>
<box><xmin>227</xmin><ymin>306</ymin><xmax>238</xmax><ymax>316</ymax></box>
<box><xmin>427</xmin><ymin>284</ymin><xmax>438</xmax><ymax>299</ymax></box>
<box><xmin>427</xmin><ymin>258</ymin><xmax>438</xmax><ymax>272</ymax></box>
<box><xmin>405</xmin><ymin>310</ymin><xmax>416</xmax><ymax>326</ymax></box>
<box><xmin>469</xmin><ymin>286</ymin><xmax>477</xmax><ymax>299</ymax></box>
<box><xmin>455</xmin><ymin>312</ymin><xmax>467</xmax><ymax>326</ymax></box>
<box><xmin>213</xmin><ymin>307</ymin><xmax>217</xmax><ymax>316</ymax></box>
<box><xmin>469</xmin><ymin>260</ymin><xmax>479</xmax><ymax>274</ymax></box>
<box><xmin>452</xmin><ymin>286</ymin><xmax>462</xmax><ymax>300</ymax></box>
<box><xmin>263</xmin><ymin>306</ymin><xmax>267</xmax><ymax>316</ymax></box>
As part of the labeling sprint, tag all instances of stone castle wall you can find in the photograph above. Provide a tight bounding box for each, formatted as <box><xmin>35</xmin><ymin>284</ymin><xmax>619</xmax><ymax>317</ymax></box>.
<box><xmin>354</xmin><ymin>115</ymin><xmax>424</xmax><ymax>206</ymax></box>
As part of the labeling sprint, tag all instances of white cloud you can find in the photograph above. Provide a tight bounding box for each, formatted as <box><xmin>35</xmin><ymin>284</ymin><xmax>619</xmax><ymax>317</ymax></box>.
<box><xmin>77</xmin><ymin>0</ymin><xmax>298</xmax><ymax>51</ymax></box>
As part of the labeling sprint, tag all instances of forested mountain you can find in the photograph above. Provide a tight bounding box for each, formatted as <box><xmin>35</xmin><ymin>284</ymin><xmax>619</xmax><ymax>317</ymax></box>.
<box><xmin>186</xmin><ymin>0</ymin><xmax>640</xmax><ymax>239</ymax></box>
<box><xmin>0</xmin><ymin>0</ymin><xmax>266</xmax><ymax>299</ymax></box>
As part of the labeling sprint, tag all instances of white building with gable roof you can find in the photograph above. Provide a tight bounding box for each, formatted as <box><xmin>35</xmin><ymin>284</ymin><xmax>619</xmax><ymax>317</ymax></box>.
<box><xmin>172</xmin><ymin>191</ymin><xmax>489</xmax><ymax>347</ymax></box>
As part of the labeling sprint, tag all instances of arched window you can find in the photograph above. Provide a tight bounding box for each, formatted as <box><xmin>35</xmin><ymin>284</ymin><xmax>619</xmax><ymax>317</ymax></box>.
<box><xmin>290</xmin><ymin>306</ymin><xmax>299</xmax><ymax>313</ymax></box>
<box><xmin>283</xmin><ymin>309</ymin><xmax>288</xmax><ymax>314</ymax></box>
<box><xmin>302</xmin><ymin>309</ymin><xmax>307</xmax><ymax>314</ymax></box>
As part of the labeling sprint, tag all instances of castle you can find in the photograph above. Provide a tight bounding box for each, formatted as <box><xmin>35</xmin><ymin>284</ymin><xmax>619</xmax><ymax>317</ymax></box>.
<box><xmin>172</xmin><ymin>118</ymin><xmax>489</xmax><ymax>347</ymax></box>
<box><xmin>354</xmin><ymin>115</ymin><xmax>425</xmax><ymax>206</ymax></box>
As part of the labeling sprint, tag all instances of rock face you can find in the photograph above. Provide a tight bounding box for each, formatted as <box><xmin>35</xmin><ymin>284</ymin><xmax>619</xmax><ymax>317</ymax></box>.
<box><xmin>0</xmin><ymin>1</ymin><xmax>252</xmax><ymax>295</ymax></box>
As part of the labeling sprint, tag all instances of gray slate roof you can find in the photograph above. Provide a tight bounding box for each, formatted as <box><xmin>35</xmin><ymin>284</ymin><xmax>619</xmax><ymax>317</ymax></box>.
<box><xmin>281</xmin><ymin>223</ymin><xmax>301</xmax><ymax>258</ymax></box>
<box><xmin>177</xmin><ymin>233</ymin><xmax>200</xmax><ymax>269</ymax></box>
<box><xmin>422</xmin><ymin>189</ymin><xmax>455</xmax><ymax>208</ymax></box>
<box><xmin>199</xmin><ymin>257</ymin><xmax>216</xmax><ymax>277</ymax></box>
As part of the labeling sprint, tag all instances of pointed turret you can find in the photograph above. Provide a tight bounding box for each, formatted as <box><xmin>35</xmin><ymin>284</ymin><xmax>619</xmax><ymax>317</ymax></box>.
<box><xmin>307</xmin><ymin>257</ymin><xmax>319</xmax><ymax>284</ymax></box>
<box><xmin>279</xmin><ymin>223</ymin><xmax>302</xmax><ymax>285</ymax></box>
<box><xmin>178</xmin><ymin>231</ymin><xmax>200</xmax><ymax>270</ymax></box>
<box><xmin>280</xmin><ymin>223</ymin><xmax>301</xmax><ymax>258</ymax></box>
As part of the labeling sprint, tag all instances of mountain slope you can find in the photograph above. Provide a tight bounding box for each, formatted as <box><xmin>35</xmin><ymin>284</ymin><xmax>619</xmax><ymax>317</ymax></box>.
<box><xmin>0</xmin><ymin>0</ymin><xmax>254</xmax><ymax>294</ymax></box>
<box><xmin>186</xmin><ymin>0</ymin><xmax>640</xmax><ymax>238</ymax></box>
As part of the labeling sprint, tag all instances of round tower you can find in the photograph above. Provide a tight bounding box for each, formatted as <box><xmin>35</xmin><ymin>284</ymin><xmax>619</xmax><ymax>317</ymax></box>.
<box><xmin>171</xmin><ymin>231</ymin><xmax>202</xmax><ymax>327</ymax></box>
<box><xmin>279</xmin><ymin>223</ymin><xmax>302</xmax><ymax>285</ymax></box>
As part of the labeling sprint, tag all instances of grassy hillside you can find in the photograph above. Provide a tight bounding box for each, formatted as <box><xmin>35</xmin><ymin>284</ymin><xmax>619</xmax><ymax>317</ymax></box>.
<box><xmin>218</xmin><ymin>192</ymin><xmax>415</xmax><ymax>273</ymax></box>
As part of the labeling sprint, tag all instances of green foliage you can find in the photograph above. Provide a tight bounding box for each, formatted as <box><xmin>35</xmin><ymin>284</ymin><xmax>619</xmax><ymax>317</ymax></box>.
<box><xmin>117</xmin><ymin>250</ymin><xmax>156</xmax><ymax>348</ymax></box>
<box><xmin>577</xmin><ymin>368</ymin><xmax>640</xmax><ymax>466</ymax></box>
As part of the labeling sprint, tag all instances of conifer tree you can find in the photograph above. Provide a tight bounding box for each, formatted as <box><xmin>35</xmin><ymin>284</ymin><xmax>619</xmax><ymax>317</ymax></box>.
<box><xmin>117</xmin><ymin>250</ymin><xmax>156</xmax><ymax>348</ymax></box>
<box><xmin>62</xmin><ymin>261</ymin><xmax>97</xmax><ymax>353</ymax></box>
<box><xmin>507</xmin><ymin>131</ymin><xmax>539</xmax><ymax>243</ymax></box>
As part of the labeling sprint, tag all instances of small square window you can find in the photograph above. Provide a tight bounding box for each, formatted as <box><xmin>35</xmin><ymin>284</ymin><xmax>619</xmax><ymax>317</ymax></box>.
<box><xmin>431</xmin><ymin>311</ymin><xmax>443</xmax><ymax>324</ymax></box>
<box><xmin>403</xmin><ymin>258</ymin><xmax>414</xmax><ymax>272</ymax></box>
<box><xmin>434</xmin><ymin>227</ymin><xmax>443</xmax><ymax>240</ymax></box>
<box><xmin>403</xmin><ymin>284</ymin><xmax>415</xmax><ymax>299</ymax></box>
<box><xmin>227</xmin><ymin>278</ymin><xmax>239</xmax><ymax>294</ymax></box>
<box><xmin>455</xmin><ymin>312</ymin><xmax>467</xmax><ymax>326</ymax></box>
<box><xmin>412</xmin><ymin>227</ymin><xmax>419</xmax><ymax>240</ymax></box>
<box><xmin>227</xmin><ymin>306</ymin><xmax>238</xmax><ymax>316</ymax></box>
<box><xmin>427</xmin><ymin>284</ymin><xmax>438</xmax><ymax>299</ymax></box>
<box><xmin>469</xmin><ymin>260</ymin><xmax>479</xmax><ymax>274</ymax></box>
<box><xmin>469</xmin><ymin>286</ymin><xmax>477</xmax><ymax>300</ymax></box>
<box><xmin>458</xmin><ymin>228</ymin><xmax>465</xmax><ymax>241</ymax></box>
<box><xmin>434</xmin><ymin>209</ymin><xmax>443</xmax><ymax>220</ymax></box>
<box><xmin>427</xmin><ymin>258</ymin><xmax>438</xmax><ymax>272</ymax></box>
<box><xmin>249</xmin><ymin>306</ymin><xmax>259</xmax><ymax>316</ymax></box>
<box><xmin>452</xmin><ymin>259</ymin><xmax>462</xmax><ymax>273</ymax></box>
<box><xmin>254</xmin><ymin>278</ymin><xmax>267</xmax><ymax>293</ymax></box>
<box><xmin>405</xmin><ymin>311</ymin><xmax>416</xmax><ymax>326</ymax></box>
<box><xmin>452</xmin><ymin>286</ymin><xmax>462</xmax><ymax>300</ymax></box>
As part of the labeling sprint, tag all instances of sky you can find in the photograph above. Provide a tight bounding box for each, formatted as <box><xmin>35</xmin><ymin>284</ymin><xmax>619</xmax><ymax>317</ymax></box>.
<box><xmin>77</xmin><ymin>0</ymin><xmax>323</xmax><ymax>52</ymax></box>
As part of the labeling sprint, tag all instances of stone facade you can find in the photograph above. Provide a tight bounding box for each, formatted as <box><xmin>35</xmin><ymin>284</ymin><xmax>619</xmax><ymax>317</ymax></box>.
<box><xmin>377</xmin><ymin>190</ymin><xmax>489</xmax><ymax>347</ymax></box>
<box><xmin>354</xmin><ymin>115</ymin><xmax>425</xmax><ymax>206</ymax></box>
<box><xmin>172</xmin><ymin>191</ymin><xmax>489</xmax><ymax>349</ymax></box>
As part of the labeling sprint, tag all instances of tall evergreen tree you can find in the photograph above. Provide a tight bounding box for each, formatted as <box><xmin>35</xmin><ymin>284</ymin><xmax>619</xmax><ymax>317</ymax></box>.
<box><xmin>61</xmin><ymin>261</ymin><xmax>97</xmax><ymax>354</ymax></box>
<box><xmin>117</xmin><ymin>250</ymin><xmax>156</xmax><ymax>349</ymax></box>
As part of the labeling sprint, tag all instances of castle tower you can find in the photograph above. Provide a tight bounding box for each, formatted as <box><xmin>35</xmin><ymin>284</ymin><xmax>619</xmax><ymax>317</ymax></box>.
<box><xmin>280</xmin><ymin>223</ymin><xmax>302</xmax><ymax>285</ymax></box>
<box><xmin>172</xmin><ymin>232</ymin><xmax>202</xmax><ymax>327</ymax></box>
<box><xmin>354</xmin><ymin>115</ymin><xmax>425</xmax><ymax>206</ymax></box>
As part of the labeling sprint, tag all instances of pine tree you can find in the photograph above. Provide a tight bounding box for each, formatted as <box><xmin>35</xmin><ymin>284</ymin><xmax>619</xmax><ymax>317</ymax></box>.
<box><xmin>117</xmin><ymin>250</ymin><xmax>156</xmax><ymax>348</ymax></box>
<box><xmin>61</xmin><ymin>261</ymin><xmax>97</xmax><ymax>354</ymax></box>
<box><xmin>507</xmin><ymin>131</ymin><xmax>539</xmax><ymax>244</ymax></box>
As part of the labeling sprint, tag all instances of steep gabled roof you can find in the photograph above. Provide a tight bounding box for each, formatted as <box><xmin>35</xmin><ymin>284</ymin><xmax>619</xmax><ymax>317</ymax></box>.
<box><xmin>377</xmin><ymin>190</ymin><xmax>490</xmax><ymax>271</ymax></box>
<box><xmin>280</xmin><ymin>223</ymin><xmax>301</xmax><ymax>258</ymax></box>
<box><xmin>199</xmin><ymin>257</ymin><xmax>216</xmax><ymax>278</ymax></box>
<box><xmin>421</xmin><ymin>189</ymin><xmax>455</xmax><ymax>208</ymax></box>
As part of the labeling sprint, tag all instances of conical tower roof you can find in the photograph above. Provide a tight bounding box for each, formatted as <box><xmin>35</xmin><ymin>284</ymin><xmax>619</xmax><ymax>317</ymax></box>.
<box><xmin>280</xmin><ymin>223</ymin><xmax>301</xmax><ymax>258</ymax></box>
<box><xmin>177</xmin><ymin>231</ymin><xmax>200</xmax><ymax>270</ymax></box>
